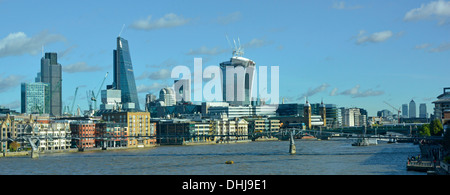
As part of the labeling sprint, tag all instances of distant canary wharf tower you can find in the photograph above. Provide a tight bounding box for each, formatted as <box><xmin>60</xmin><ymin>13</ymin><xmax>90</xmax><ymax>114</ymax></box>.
<box><xmin>113</xmin><ymin>36</ymin><xmax>140</xmax><ymax>111</ymax></box>
<box><xmin>220</xmin><ymin>43</ymin><xmax>255</xmax><ymax>106</ymax></box>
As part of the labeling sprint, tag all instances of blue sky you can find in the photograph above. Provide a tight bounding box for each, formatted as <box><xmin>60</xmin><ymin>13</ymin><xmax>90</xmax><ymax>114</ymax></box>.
<box><xmin>0</xmin><ymin>0</ymin><xmax>449</xmax><ymax>116</ymax></box>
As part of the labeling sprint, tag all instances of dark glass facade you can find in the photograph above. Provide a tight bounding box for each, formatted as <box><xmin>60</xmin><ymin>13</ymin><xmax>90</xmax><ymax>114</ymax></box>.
<box><xmin>113</xmin><ymin>37</ymin><xmax>140</xmax><ymax>111</ymax></box>
<box><xmin>40</xmin><ymin>52</ymin><xmax>62</xmax><ymax>116</ymax></box>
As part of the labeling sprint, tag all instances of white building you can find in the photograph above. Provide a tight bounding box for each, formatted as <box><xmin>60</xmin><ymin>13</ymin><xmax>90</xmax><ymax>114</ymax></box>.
<box><xmin>343</xmin><ymin>108</ymin><xmax>364</xmax><ymax>127</ymax></box>
<box><xmin>100</xmin><ymin>89</ymin><xmax>121</xmax><ymax>110</ymax></box>
<box><xmin>37</xmin><ymin>121</ymin><xmax>71</xmax><ymax>151</ymax></box>
<box><xmin>159</xmin><ymin>87</ymin><xmax>176</xmax><ymax>107</ymax></box>
<box><xmin>174</xmin><ymin>79</ymin><xmax>191</xmax><ymax>103</ymax></box>
<box><xmin>220</xmin><ymin>54</ymin><xmax>256</xmax><ymax>106</ymax></box>
<box><xmin>211</xmin><ymin>118</ymin><xmax>249</xmax><ymax>142</ymax></box>
<box><xmin>206</xmin><ymin>104</ymin><xmax>277</xmax><ymax>119</ymax></box>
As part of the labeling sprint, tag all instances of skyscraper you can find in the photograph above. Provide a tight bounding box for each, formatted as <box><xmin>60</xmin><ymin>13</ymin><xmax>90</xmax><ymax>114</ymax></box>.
<box><xmin>112</xmin><ymin>36</ymin><xmax>140</xmax><ymax>111</ymax></box>
<box><xmin>402</xmin><ymin>104</ymin><xmax>408</xmax><ymax>118</ymax></box>
<box><xmin>419</xmin><ymin>103</ymin><xmax>427</xmax><ymax>118</ymax></box>
<box><xmin>159</xmin><ymin>87</ymin><xmax>176</xmax><ymax>107</ymax></box>
<box><xmin>409</xmin><ymin>99</ymin><xmax>416</xmax><ymax>118</ymax></box>
<box><xmin>174</xmin><ymin>79</ymin><xmax>191</xmax><ymax>103</ymax></box>
<box><xmin>21</xmin><ymin>82</ymin><xmax>50</xmax><ymax>114</ymax></box>
<box><xmin>220</xmin><ymin>55</ymin><xmax>256</xmax><ymax>106</ymax></box>
<box><xmin>41</xmin><ymin>52</ymin><xmax>62</xmax><ymax>116</ymax></box>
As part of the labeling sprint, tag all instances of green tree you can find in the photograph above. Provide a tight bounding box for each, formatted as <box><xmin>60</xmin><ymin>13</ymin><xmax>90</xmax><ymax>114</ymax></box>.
<box><xmin>9</xmin><ymin>141</ymin><xmax>20</xmax><ymax>152</ymax></box>
<box><xmin>419</xmin><ymin>124</ymin><xmax>431</xmax><ymax>136</ymax></box>
<box><xmin>430</xmin><ymin>119</ymin><xmax>444</xmax><ymax>136</ymax></box>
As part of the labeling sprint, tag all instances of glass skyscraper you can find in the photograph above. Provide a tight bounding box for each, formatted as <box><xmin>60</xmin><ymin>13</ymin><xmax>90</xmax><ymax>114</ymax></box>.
<box><xmin>21</xmin><ymin>82</ymin><xmax>50</xmax><ymax>114</ymax></box>
<box><xmin>220</xmin><ymin>56</ymin><xmax>256</xmax><ymax>106</ymax></box>
<box><xmin>113</xmin><ymin>36</ymin><xmax>140</xmax><ymax>111</ymax></box>
<box><xmin>41</xmin><ymin>52</ymin><xmax>62</xmax><ymax>116</ymax></box>
<box><xmin>409</xmin><ymin>99</ymin><xmax>416</xmax><ymax>118</ymax></box>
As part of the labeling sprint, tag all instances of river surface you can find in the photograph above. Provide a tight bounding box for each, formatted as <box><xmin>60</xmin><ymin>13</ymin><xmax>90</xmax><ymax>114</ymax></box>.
<box><xmin>0</xmin><ymin>138</ymin><xmax>424</xmax><ymax>175</ymax></box>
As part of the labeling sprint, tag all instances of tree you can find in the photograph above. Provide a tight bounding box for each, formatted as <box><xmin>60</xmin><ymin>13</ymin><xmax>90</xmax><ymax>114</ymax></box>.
<box><xmin>430</xmin><ymin>119</ymin><xmax>444</xmax><ymax>136</ymax></box>
<box><xmin>9</xmin><ymin>141</ymin><xmax>20</xmax><ymax>152</ymax></box>
<box><xmin>418</xmin><ymin>124</ymin><xmax>431</xmax><ymax>137</ymax></box>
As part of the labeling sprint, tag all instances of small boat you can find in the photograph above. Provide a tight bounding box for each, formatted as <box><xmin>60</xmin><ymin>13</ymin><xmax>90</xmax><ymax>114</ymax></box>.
<box><xmin>352</xmin><ymin>138</ymin><xmax>370</xmax><ymax>146</ymax></box>
<box><xmin>301</xmin><ymin>135</ymin><xmax>316</xmax><ymax>139</ymax></box>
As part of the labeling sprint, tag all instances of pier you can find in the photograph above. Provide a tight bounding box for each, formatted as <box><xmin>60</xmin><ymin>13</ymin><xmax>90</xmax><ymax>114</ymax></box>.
<box><xmin>407</xmin><ymin>160</ymin><xmax>436</xmax><ymax>172</ymax></box>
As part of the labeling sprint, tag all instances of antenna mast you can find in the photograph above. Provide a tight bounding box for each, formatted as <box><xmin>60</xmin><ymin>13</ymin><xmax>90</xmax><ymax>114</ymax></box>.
<box><xmin>118</xmin><ymin>24</ymin><xmax>125</xmax><ymax>37</ymax></box>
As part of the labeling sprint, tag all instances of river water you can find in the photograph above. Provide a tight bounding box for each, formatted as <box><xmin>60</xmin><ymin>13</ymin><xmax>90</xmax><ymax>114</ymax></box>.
<box><xmin>0</xmin><ymin>138</ymin><xmax>424</xmax><ymax>175</ymax></box>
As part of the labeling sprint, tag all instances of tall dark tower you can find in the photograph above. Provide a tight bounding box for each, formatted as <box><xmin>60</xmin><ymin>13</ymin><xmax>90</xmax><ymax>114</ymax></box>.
<box><xmin>113</xmin><ymin>36</ymin><xmax>140</xmax><ymax>111</ymax></box>
<box><xmin>41</xmin><ymin>52</ymin><xmax>62</xmax><ymax>116</ymax></box>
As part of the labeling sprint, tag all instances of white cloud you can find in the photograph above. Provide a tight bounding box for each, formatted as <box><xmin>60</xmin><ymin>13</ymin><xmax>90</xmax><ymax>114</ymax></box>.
<box><xmin>415</xmin><ymin>43</ymin><xmax>432</xmax><ymax>49</ymax></box>
<box><xmin>338</xmin><ymin>85</ymin><xmax>385</xmax><ymax>98</ymax></box>
<box><xmin>137</xmin><ymin>83</ymin><xmax>168</xmax><ymax>93</ymax></box>
<box><xmin>297</xmin><ymin>83</ymin><xmax>330</xmax><ymax>100</ymax></box>
<box><xmin>352</xmin><ymin>89</ymin><xmax>385</xmax><ymax>98</ymax></box>
<box><xmin>0</xmin><ymin>74</ymin><xmax>24</xmax><ymax>93</ymax></box>
<box><xmin>404</xmin><ymin>0</ymin><xmax>450</xmax><ymax>24</ymax></box>
<box><xmin>429</xmin><ymin>42</ymin><xmax>450</xmax><ymax>52</ymax></box>
<box><xmin>0</xmin><ymin>31</ymin><xmax>65</xmax><ymax>58</ymax></box>
<box><xmin>243</xmin><ymin>38</ymin><xmax>273</xmax><ymax>48</ymax></box>
<box><xmin>332</xmin><ymin>1</ymin><xmax>363</xmax><ymax>10</ymax></box>
<box><xmin>62</xmin><ymin>62</ymin><xmax>104</xmax><ymax>73</ymax></box>
<box><xmin>217</xmin><ymin>11</ymin><xmax>242</xmax><ymax>24</ymax></box>
<box><xmin>0</xmin><ymin>100</ymin><xmax>20</xmax><ymax>110</ymax></box>
<box><xmin>130</xmin><ymin>13</ymin><xmax>190</xmax><ymax>31</ymax></box>
<box><xmin>355</xmin><ymin>30</ymin><xmax>394</xmax><ymax>45</ymax></box>
<box><xmin>330</xmin><ymin>88</ymin><xmax>338</xmax><ymax>96</ymax></box>
<box><xmin>186</xmin><ymin>46</ymin><xmax>228</xmax><ymax>55</ymax></box>
<box><xmin>340</xmin><ymin>85</ymin><xmax>360</xmax><ymax>95</ymax></box>
<box><xmin>138</xmin><ymin>69</ymin><xmax>172</xmax><ymax>81</ymax></box>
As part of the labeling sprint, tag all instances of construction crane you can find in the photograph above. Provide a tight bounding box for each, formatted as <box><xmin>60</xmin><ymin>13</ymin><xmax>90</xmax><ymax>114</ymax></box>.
<box><xmin>91</xmin><ymin>72</ymin><xmax>108</xmax><ymax>110</ymax></box>
<box><xmin>86</xmin><ymin>90</ymin><xmax>93</xmax><ymax>111</ymax></box>
<box><xmin>383</xmin><ymin>101</ymin><xmax>401</xmax><ymax>123</ymax></box>
<box><xmin>70</xmin><ymin>87</ymin><xmax>79</xmax><ymax>115</ymax></box>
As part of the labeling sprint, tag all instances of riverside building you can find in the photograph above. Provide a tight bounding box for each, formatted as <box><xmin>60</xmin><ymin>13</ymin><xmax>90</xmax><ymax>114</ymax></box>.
<box><xmin>101</xmin><ymin>111</ymin><xmax>155</xmax><ymax>148</ymax></box>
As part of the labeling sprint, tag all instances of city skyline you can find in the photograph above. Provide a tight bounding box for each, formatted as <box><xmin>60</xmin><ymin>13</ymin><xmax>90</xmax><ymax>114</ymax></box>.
<box><xmin>0</xmin><ymin>0</ymin><xmax>449</xmax><ymax>116</ymax></box>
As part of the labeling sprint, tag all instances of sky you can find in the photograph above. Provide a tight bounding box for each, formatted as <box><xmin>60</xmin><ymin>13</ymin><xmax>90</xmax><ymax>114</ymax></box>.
<box><xmin>0</xmin><ymin>0</ymin><xmax>449</xmax><ymax>116</ymax></box>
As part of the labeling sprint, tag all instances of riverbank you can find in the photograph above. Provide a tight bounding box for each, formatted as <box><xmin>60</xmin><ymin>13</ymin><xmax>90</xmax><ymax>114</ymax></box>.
<box><xmin>408</xmin><ymin>143</ymin><xmax>450</xmax><ymax>175</ymax></box>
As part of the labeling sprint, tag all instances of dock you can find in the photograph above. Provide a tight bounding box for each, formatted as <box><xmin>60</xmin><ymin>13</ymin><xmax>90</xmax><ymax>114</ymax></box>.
<box><xmin>406</xmin><ymin>161</ymin><xmax>436</xmax><ymax>172</ymax></box>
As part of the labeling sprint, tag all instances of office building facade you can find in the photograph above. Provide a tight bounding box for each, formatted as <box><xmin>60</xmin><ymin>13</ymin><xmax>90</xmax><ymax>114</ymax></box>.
<box><xmin>21</xmin><ymin>82</ymin><xmax>50</xmax><ymax>114</ymax></box>
<box><xmin>220</xmin><ymin>56</ymin><xmax>256</xmax><ymax>106</ymax></box>
<box><xmin>409</xmin><ymin>99</ymin><xmax>416</xmax><ymax>118</ymax></box>
<box><xmin>159</xmin><ymin>87</ymin><xmax>176</xmax><ymax>107</ymax></box>
<box><xmin>174</xmin><ymin>79</ymin><xmax>191</xmax><ymax>103</ymax></box>
<box><xmin>419</xmin><ymin>103</ymin><xmax>427</xmax><ymax>118</ymax></box>
<box><xmin>402</xmin><ymin>104</ymin><xmax>408</xmax><ymax>118</ymax></box>
<box><xmin>40</xmin><ymin>52</ymin><xmax>62</xmax><ymax>116</ymax></box>
<box><xmin>100</xmin><ymin>89</ymin><xmax>121</xmax><ymax>110</ymax></box>
<box><xmin>112</xmin><ymin>37</ymin><xmax>140</xmax><ymax>111</ymax></box>
<box><xmin>102</xmin><ymin>111</ymin><xmax>155</xmax><ymax>147</ymax></box>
